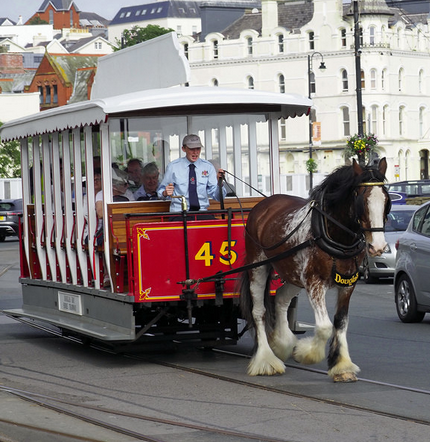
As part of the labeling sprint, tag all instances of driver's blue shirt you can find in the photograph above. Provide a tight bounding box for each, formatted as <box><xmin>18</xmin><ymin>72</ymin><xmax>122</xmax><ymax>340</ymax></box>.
<box><xmin>158</xmin><ymin>157</ymin><xmax>226</xmax><ymax>212</ymax></box>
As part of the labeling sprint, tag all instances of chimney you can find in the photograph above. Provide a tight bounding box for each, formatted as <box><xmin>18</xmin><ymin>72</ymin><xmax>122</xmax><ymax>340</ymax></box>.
<box><xmin>262</xmin><ymin>0</ymin><xmax>278</xmax><ymax>37</ymax></box>
<box><xmin>17</xmin><ymin>15</ymin><xmax>23</xmax><ymax>25</ymax></box>
<box><xmin>0</xmin><ymin>53</ymin><xmax>25</xmax><ymax>74</ymax></box>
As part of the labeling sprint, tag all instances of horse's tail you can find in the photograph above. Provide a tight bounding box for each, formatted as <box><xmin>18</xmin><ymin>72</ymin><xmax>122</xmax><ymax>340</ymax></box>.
<box><xmin>239</xmin><ymin>266</ymin><xmax>274</xmax><ymax>332</ymax></box>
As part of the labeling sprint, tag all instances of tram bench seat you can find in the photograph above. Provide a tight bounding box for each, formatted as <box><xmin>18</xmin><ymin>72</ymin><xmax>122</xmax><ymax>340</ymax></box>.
<box><xmin>107</xmin><ymin>197</ymin><xmax>263</xmax><ymax>256</ymax></box>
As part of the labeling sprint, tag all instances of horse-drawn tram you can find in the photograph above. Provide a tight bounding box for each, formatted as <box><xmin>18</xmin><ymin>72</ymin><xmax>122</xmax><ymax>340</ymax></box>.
<box><xmin>0</xmin><ymin>34</ymin><xmax>311</xmax><ymax>350</ymax></box>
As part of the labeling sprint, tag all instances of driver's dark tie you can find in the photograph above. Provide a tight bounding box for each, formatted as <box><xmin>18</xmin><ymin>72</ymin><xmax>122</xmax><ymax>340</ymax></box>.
<box><xmin>189</xmin><ymin>164</ymin><xmax>200</xmax><ymax>211</ymax></box>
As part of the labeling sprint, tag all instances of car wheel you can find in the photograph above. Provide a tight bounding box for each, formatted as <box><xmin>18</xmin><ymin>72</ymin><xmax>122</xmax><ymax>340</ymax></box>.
<box><xmin>0</xmin><ymin>235</ymin><xmax>5</xmax><ymax>242</ymax></box>
<box><xmin>363</xmin><ymin>256</ymin><xmax>377</xmax><ymax>284</ymax></box>
<box><xmin>395</xmin><ymin>274</ymin><xmax>425</xmax><ymax>323</ymax></box>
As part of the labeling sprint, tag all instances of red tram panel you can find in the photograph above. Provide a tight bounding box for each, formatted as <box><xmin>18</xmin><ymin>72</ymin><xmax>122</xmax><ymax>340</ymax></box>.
<box><xmin>132</xmin><ymin>219</ymin><xmax>247</xmax><ymax>302</ymax></box>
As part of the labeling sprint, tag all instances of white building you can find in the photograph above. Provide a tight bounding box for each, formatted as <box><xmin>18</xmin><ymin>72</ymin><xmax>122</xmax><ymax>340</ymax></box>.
<box><xmin>108</xmin><ymin>1</ymin><xmax>202</xmax><ymax>46</ymax></box>
<box><xmin>180</xmin><ymin>0</ymin><xmax>430</xmax><ymax>184</ymax></box>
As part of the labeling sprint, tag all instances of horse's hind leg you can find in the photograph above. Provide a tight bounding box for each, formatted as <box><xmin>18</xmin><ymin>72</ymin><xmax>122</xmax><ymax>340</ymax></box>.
<box><xmin>327</xmin><ymin>287</ymin><xmax>360</xmax><ymax>383</ymax></box>
<box><xmin>269</xmin><ymin>283</ymin><xmax>300</xmax><ymax>361</ymax></box>
<box><xmin>248</xmin><ymin>266</ymin><xmax>286</xmax><ymax>376</ymax></box>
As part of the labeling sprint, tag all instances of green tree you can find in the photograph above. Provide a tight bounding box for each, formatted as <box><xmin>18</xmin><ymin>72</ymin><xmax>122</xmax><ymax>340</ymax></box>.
<box><xmin>27</xmin><ymin>16</ymin><xmax>49</xmax><ymax>25</ymax></box>
<box><xmin>114</xmin><ymin>25</ymin><xmax>174</xmax><ymax>51</ymax></box>
<box><xmin>0</xmin><ymin>122</ymin><xmax>21</xmax><ymax>178</ymax></box>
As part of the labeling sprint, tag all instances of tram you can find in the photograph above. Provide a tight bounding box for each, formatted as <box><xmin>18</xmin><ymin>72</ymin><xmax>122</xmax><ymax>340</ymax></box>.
<box><xmin>0</xmin><ymin>33</ymin><xmax>311</xmax><ymax>349</ymax></box>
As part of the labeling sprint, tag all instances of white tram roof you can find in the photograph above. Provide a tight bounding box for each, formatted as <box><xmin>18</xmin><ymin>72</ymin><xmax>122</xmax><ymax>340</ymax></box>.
<box><xmin>0</xmin><ymin>86</ymin><xmax>311</xmax><ymax>142</ymax></box>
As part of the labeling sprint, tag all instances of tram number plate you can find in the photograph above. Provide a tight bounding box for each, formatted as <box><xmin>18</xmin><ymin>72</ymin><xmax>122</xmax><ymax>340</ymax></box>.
<box><xmin>58</xmin><ymin>292</ymin><xmax>83</xmax><ymax>316</ymax></box>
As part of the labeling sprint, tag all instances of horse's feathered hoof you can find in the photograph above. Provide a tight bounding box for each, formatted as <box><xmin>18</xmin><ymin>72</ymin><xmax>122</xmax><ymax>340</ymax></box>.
<box><xmin>332</xmin><ymin>372</ymin><xmax>358</xmax><ymax>383</ymax></box>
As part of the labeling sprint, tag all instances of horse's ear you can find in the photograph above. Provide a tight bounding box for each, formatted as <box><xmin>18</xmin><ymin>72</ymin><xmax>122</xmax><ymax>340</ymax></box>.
<box><xmin>378</xmin><ymin>157</ymin><xmax>387</xmax><ymax>177</ymax></box>
<box><xmin>352</xmin><ymin>159</ymin><xmax>363</xmax><ymax>176</ymax></box>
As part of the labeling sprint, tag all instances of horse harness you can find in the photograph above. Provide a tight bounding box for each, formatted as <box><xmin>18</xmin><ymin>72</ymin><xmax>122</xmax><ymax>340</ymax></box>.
<box><xmin>180</xmin><ymin>181</ymin><xmax>389</xmax><ymax>289</ymax></box>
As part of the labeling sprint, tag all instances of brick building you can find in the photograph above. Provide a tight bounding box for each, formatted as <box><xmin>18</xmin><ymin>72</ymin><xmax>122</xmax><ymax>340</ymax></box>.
<box><xmin>25</xmin><ymin>53</ymin><xmax>101</xmax><ymax>110</ymax></box>
<box><xmin>26</xmin><ymin>0</ymin><xmax>81</xmax><ymax>29</ymax></box>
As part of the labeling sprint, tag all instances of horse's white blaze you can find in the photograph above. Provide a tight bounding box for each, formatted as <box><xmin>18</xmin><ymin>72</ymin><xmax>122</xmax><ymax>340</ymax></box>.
<box><xmin>367</xmin><ymin>186</ymin><xmax>387</xmax><ymax>256</ymax></box>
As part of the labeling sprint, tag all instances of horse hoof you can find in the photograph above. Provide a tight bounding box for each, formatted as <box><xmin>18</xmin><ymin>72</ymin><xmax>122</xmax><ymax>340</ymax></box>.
<box><xmin>332</xmin><ymin>372</ymin><xmax>358</xmax><ymax>383</ymax></box>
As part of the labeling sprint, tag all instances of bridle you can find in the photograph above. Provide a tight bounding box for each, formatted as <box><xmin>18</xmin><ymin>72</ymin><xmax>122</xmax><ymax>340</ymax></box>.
<box><xmin>355</xmin><ymin>181</ymin><xmax>391</xmax><ymax>233</ymax></box>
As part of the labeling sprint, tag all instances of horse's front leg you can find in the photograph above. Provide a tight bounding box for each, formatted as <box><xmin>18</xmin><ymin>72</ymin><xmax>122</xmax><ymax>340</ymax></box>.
<box><xmin>293</xmin><ymin>282</ymin><xmax>333</xmax><ymax>365</ymax></box>
<box><xmin>327</xmin><ymin>286</ymin><xmax>360</xmax><ymax>383</ymax></box>
<box><xmin>248</xmin><ymin>266</ymin><xmax>286</xmax><ymax>376</ymax></box>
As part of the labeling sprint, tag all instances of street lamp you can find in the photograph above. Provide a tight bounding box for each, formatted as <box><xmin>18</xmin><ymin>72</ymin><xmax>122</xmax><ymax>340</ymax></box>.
<box><xmin>307</xmin><ymin>52</ymin><xmax>326</xmax><ymax>190</ymax></box>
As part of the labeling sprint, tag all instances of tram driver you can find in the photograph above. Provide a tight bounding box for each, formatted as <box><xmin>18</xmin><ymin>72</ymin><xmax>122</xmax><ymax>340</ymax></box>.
<box><xmin>158</xmin><ymin>134</ymin><xmax>226</xmax><ymax>213</ymax></box>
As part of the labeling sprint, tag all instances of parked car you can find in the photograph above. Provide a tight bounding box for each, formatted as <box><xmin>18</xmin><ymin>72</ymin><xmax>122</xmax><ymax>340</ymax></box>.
<box><xmin>394</xmin><ymin>201</ymin><xmax>430</xmax><ymax>322</ymax></box>
<box><xmin>387</xmin><ymin>179</ymin><xmax>430</xmax><ymax>199</ymax></box>
<box><xmin>361</xmin><ymin>204</ymin><xmax>420</xmax><ymax>283</ymax></box>
<box><xmin>0</xmin><ymin>199</ymin><xmax>22</xmax><ymax>242</ymax></box>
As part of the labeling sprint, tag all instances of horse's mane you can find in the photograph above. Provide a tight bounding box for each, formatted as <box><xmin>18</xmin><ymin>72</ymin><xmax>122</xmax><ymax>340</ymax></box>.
<box><xmin>309</xmin><ymin>163</ymin><xmax>386</xmax><ymax>211</ymax></box>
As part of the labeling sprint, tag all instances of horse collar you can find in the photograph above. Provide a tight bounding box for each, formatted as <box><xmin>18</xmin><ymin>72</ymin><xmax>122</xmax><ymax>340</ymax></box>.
<box><xmin>311</xmin><ymin>192</ymin><xmax>366</xmax><ymax>260</ymax></box>
<box><xmin>332</xmin><ymin>258</ymin><xmax>360</xmax><ymax>287</ymax></box>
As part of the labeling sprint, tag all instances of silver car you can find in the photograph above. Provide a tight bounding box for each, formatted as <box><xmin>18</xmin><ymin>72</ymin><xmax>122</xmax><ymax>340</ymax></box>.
<box><xmin>394</xmin><ymin>201</ymin><xmax>430</xmax><ymax>323</ymax></box>
<box><xmin>361</xmin><ymin>205</ymin><xmax>420</xmax><ymax>284</ymax></box>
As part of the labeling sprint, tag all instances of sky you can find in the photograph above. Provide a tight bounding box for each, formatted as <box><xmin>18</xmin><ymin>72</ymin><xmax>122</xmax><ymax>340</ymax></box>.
<box><xmin>0</xmin><ymin>0</ymin><xmax>147</xmax><ymax>23</ymax></box>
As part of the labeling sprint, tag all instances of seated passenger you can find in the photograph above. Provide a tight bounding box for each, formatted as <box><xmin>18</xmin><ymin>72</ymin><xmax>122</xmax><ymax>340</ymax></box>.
<box><xmin>112</xmin><ymin>168</ymin><xmax>135</xmax><ymax>201</ymax></box>
<box><xmin>126</xmin><ymin>158</ymin><xmax>144</xmax><ymax>193</ymax></box>
<box><xmin>135</xmin><ymin>162</ymin><xmax>160</xmax><ymax>201</ymax></box>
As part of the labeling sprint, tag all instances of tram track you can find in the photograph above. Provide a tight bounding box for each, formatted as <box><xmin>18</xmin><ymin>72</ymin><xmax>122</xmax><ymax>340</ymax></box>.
<box><xmin>4</xmin><ymin>317</ymin><xmax>430</xmax><ymax>437</ymax></box>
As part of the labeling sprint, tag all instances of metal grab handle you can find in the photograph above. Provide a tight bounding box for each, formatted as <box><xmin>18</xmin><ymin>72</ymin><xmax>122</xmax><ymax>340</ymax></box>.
<box><xmin>171</xmin><ymin>195</ymin><xmax>187</xmax><ymax>211</ymax></box>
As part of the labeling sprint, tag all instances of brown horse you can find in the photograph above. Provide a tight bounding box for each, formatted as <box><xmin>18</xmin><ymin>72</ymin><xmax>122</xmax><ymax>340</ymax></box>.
<box><xmin>240</xmin><ymin>158</ymin><xmax>390</xmax><ymax>382</ymax></box>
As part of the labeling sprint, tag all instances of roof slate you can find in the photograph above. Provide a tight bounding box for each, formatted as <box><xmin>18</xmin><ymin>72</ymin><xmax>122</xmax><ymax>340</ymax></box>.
<box><xmin>37</xmin><ymin>0</ymin><xmax>80</xmax><ymax>13</ymax></box>
<box><xmin>48</xmin><ymin>54</ymin><xmax>100</xmax><ymax>85</ymax></box>
<box><xmin>110</xmin><ymin>1</ymin><xmax>201</xmax><ymax>25</ymax></box>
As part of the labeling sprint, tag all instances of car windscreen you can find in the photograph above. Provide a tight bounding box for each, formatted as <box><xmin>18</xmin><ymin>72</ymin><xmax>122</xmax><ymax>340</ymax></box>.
<box><xmin>386</xmin><ymin>210</ymin><xmax>416</xmax><ymax>232</ymax></box>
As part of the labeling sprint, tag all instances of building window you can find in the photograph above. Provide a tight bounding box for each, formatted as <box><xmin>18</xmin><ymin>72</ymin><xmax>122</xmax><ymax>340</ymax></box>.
<box><xmin>141</xmin><ymin>9</ymin><xmax>147</xmax><ymax>15</ymax></box>
<box><xmin>45</xmin><ymin>85</ymin><xmax>51</xmax><ymax>104</ymax></box>
<box><xmin>399</xmin><ymin>106</ymin><xmax>405</xmax><ymax>136</ymax></box>
<box><xmin>370</xmin><ymin>69</ymin><xmax>377</xmax><ymax>90</ymax></box>
<box><xmin>49</xmin><ymin>10</ymin><xmax>54</xmax><ymax>24</ymax></box>
<box><xmin>183</xmin><ymin>43</ymin><xmax>189</xmax><ymax>59</ymax></box>
<box><xmin>360</xmin><ymin>27</ymin><xmax>364</xmax><ymax>46</ymax></box>
<box><xmin>213</xmin><ymin>40</ymin><xmax>218</xmax><ymax>59</ymax></box>
<box><xmin>309</xmin><ymin>31</ymin><xmax>314</xmax><ymax>50</ymax></box>
<box><xmin>136</xmin><ymin>10</ymin><xmax>141</xmax><ymax>15</ymax></box>
<box><xmin>120</xmin><ymin>12</ymin><xmax>125</xmax><ymax>18</ymax></box>
<box><xmin>369</xmin><ymin>26</ymin><xmax>375</xmax><ymax>46</ymax></box>
<box><xmin>278</xmin><ymin>34</ymin><xmax>284</xmax><ymax>53</ymax></box>
<box><xmin>398</xmin><ymin>68</ymin><xmax>404</xmax><ymax>91</ymax></box>
<box><xmin>342</xmin><ymin>107</ymin><xmax>350</xmax><ymax>136</ymax></box>
<box><xmin>340</xmin><ymin>28</ymin><xmax>347</xmax><ymax>47</ymax></box>
<box><xmin>70</xmin><ymin>10</ymin><xmax>73</xmax><ymax>27</ymax></box>
<box><xmin>192</xmin><ymin>26</ymin><xmax>197</xmax><ymax>35</ymax></box>
<box><xmin>309</xmin><ymin>71</ymin><xmax>316</xmax><ymax>94</ymax></box>
<box><xmin>361</xmin><ymin>70</ymin><xmax>365</xmax><ymax>90</ymax></box>
<box><xmin>212</xmin><ymin>78</ymin><xmax>218</xmax><ymax>86</ymax></box>
<box><xmin>279</xmin><ymin>74</ymin><xmax>285</xmax><ymax>93</ymax></box>
<box><xmin>362</xmin><ymin>106</ymin><xmax>367</xmax><ymax>133</ymax></box>
<box><xmin>177</xmin><ymin>25</ymin><xmax>182</xmax><ymax>35</ymax></box>
<box><xmin>53</xmin><ymin>85</ymin><xmax>58</xmax><ymax>104</ymax></box>
<box><xmin>126</xmin><ymin>11</ymin><xmax>131</xmax><ymax>17</ymax></box>
<box><xmin>247</xmin><ymin>37</ymin><xmax>253</xmax><ymax>55</ymax></box>
<box><xmin>280</xmin><ymin>117</ymin><xmax>286</xmax><ymax>140</ymax></box>
<box><xmin>382</xmin><ymin>106</ymin><xmax>388</xmax><ymax>136</ymax></box>
<box><xmin>419</xmin><ymin>107</ymin><xmax>425</xmax><ymax>138</ymax></box>
<box><xmin>342</xmin><ymin>69</ymin><xmax>348</xmax><ymax>91</ymax></box>
<box><xmin>38</xmin><ymin>86</ymin><xmax>43</xmax><ymax>104</ymax></box>
<box><xmin>371</xmin><ymin>105</ymin><xmax>378</xmax><ymax>133</ymax></box>
<box><xmin>247</xmin><ymin>76</ymin><xmax>254</xmax><ymax>90</ymax></box>
<box><xmin>419</xmin><ymin>69</ymin><xmax>424</xmax><ymax>93</ymax></box>
<box><xmin>381</xmin><ymin>69</ymin><xmax>386</xmax><ymax>91</ymax></box>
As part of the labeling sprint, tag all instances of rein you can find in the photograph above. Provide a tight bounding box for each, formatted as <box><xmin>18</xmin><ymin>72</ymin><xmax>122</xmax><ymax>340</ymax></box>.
<box><xmin>180</xmin><ymin>174</ymin><xmax>388</xmax><ymax>290</ymax></box>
